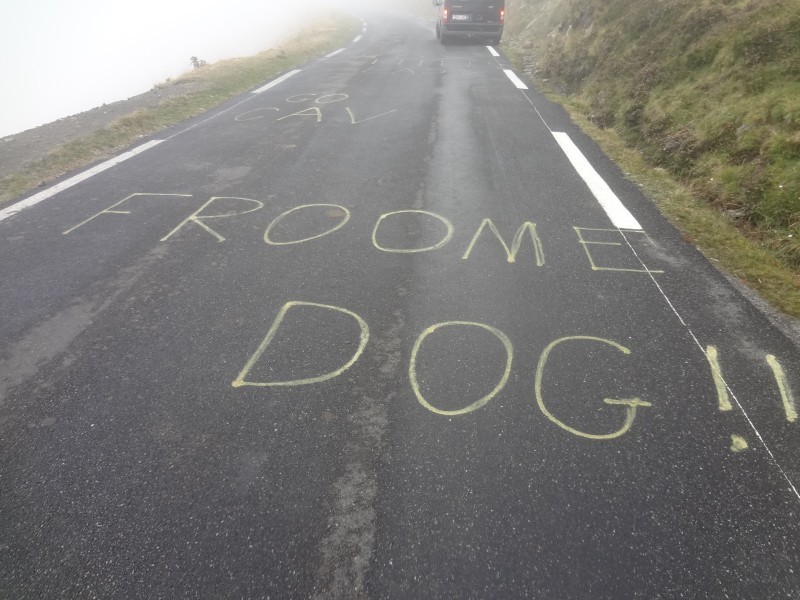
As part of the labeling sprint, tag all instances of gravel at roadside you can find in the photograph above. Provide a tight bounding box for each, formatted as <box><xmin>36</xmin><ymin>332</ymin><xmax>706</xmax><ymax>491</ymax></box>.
<box><xmin>0</xmin><ymin>82</ymin><xmax>195</xmax><ymax>180</ymax></box>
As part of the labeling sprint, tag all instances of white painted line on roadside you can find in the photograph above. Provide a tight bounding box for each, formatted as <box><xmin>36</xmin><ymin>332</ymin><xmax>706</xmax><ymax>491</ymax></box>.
<box><xmin>353</xmin><ymin>35</ymin><xmax>363</xmax><ymax>43</ymax></box>
<box><xmin>0</xmin><ymin>29</ymin><xmax>366</xmax><ymax>223</ymax></box>
<box><xmin>503</xmin><ymin>69</ymin><xmax>528</xmax><ymax>89</ymax></box>
<box><xmin>252</xmin><ymin>69</ymin><xmax>301</xmax><ymax>94</ymax></box>
<box><xmin>0</xmin><ymin>140</ymin><xmax>165</xmax><ymax>224</ymax></box>
<box><xmin>618</xmin><ymin>231</ymin><xmax>800</xmax><ymax>504</ymax></box>
<box><xmin>325</xmin><ymin>48</ymin><xmax>345</xmax><ymax>58</ymax></box>
<box><xmin>515</xmin><ymin>86</ymin><xmax>799</xmax><ymax>505</ymax></box>
<box><xmin>552</xmin><ymin>131</ymin><xmax>642</xmax><ymax>230</ymax></box>
<box><xmin>487</xmin><ymin>46</ymin><xmax>500</xmax><ymax>57</ymax></box>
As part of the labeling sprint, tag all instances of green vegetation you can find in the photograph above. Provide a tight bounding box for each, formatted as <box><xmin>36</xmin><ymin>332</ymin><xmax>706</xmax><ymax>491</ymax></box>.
<box><xmin>504</xmin><ymin>0</ymin><xmax>800</xmax><ymax>317</ymax></box>
<box><xmin>0</xmin><ymin>14</ymin><xmax>359</xmax><ymax>206</ymax></box>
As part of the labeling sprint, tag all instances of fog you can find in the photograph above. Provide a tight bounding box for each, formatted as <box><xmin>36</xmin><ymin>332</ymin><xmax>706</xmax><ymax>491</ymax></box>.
<box><xmin>0</xmin><ymin>0</ymin><xmax>358</xmax><ymax>138</ymax></box>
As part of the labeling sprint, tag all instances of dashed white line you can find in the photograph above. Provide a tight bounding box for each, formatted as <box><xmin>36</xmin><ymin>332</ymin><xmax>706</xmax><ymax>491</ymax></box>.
<box><xmin>0</xmin><ymin>140</ymin><xmax>164</xmax><ymax>224</ymax></box>
<box><xmin>486</xmin><ymin>46</ymin><xmax>500</xmax><ymax>57</ymax></box>
<box><xmin>251</xmin><ymin>69</ymin><xmax>302</xmax><ymax>94</ymax></box>
<box><xmin>500</xmin><ymin>75</ymin><xmax>800</xmax><ymax>504</ymax></box>
<box><xmin>552</xmin><ymin>131</ymin><xmax>642</xmax><ymax>230</ymax></box>
<box><xmin>0</xmin><ymin>25</ymin><xmax>371</xmax><ymax>223</ymax></box>
<box><xmin>353</xmin><ymin>35</ymin><xmax>363</xmax><ymax>43</ymax></box>
<box><xmin>503</xmin><ymin>69</ymin><xmax>528</xmax><ymax>89</ymax></box>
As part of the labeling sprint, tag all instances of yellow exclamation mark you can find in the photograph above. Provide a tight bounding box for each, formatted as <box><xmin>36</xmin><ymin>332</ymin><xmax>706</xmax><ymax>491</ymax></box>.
<box><xmin>706</xmin><ymin>346</ymin><xmax>732</xmax><ymax>412</ymax></box>
<box><xmin>766</xmin><ymin>355</ymin><xmax>797</xmax><ymax>423</ymax></box>
<box><xmin>706</xmin><ymin>346</ymin><xmax>747</xmax><ymax>452</ymax></box>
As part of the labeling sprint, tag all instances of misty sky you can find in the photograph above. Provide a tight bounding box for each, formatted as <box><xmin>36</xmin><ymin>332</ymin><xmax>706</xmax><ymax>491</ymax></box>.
<box><xmin>0</xmin><ymin>0</ymin><xmax>329</xmax><ymax>138</ymax></box>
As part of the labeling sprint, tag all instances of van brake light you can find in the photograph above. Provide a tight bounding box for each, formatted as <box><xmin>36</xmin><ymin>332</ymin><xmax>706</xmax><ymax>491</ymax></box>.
<box><xmin>443</xmin><ymin>8</ymin><xmax>449</xmax><ymax>22</ymax></box>
<box><xmin>500</xmin><ymin>9</ymin><xmax>505</xmax><ymax>23</ymax></box>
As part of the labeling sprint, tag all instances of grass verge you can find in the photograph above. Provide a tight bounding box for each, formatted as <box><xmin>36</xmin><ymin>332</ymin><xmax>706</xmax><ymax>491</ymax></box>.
<box><xmin>503</xmin><ymin>29</ymin><xmax>800</xmax><ymax>318</ymax></box>
<box><xmin>503</xmin><ymin>0</ymin><xmax>800</xmax><ymax>320</ymax></box>
<box><xmin>0</xmin><ymin>14</ymin><xmax>359</xmax><ymax>206</ymax></box>
<box><xmin>507</xmin><ymin>66</ymin><xmax>800</xmax><ymax>318</ymax></box>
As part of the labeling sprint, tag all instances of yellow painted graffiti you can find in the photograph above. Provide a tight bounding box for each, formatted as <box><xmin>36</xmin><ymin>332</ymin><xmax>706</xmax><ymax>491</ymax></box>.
<box><xmin>730</xmin><ymin>434</ymin><xmax>749</xmax><ymax>452</ymax></box>
<box><xmin>574</xmin><ymin>227</ymin><xmax>664</xmax><ymax>274</ymax></box>
<box><xmin>767</xmin><ymin>354</ymin><xmax>797</xmax><ymax>423</ymax></box>
<box><xmin>63</xmin><ymin>193</ymin><xmax>194</xmax><ymax>235</ymax></box>
<box><xmin>409</xmin><ymin>321</ymin><xmax>513</xmax><ymax>416</ymax></box>
<box><xmin>372</xmin><ymin>210</ymin><xmax>454</xmax><ymax>254</ymax></box>
<box><xmin>234</xmin><ymin>107</ymin><xmax>280</xmax><ymax>122</ymax></box>
<box><xmin>276</xmin><ymin>106</ymin><xmax>323</xmax><ymax>123</ymax></box>
<box><xmin>161</xmin><ymin>197</ymin><xmax>264</xmax><ymax>243</ymax></box>
<box><xmin>461</xmin><ymin>219</ymin><xmax>545</xmax><ymax>265</ymax></box>
<box><xmin>232</xmin><ymin>301</ymin><xmax>369</xmax><ymax>388</ymax></box>
<box><xmin>705</xmin><ymin>345</ymin><xmax>733</xmax><ymax>412</ymax></box>
<box><xmin>264</xmin><ymin>204</ymin><xmax>351</xmax><ymax>246</ymax></box>
<box><xmin>535</xmin><ymin>336</ymin><xmax>651</xmax><ymax>439</ymax></box>
<box><xmin>345</xmin><ymin>107</ymin><xmax>399</xmax><ymax>125</ymax></box>
<box><xmin>286</xmin><ymin>93</ymin><xmax>349</xmax><ymax>104</ymax></box>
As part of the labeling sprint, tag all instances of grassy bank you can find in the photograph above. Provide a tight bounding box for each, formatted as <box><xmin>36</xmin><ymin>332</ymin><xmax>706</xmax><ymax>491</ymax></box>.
<box><xmin>0</xmin><ymin>14</ymin><xmax>359</xmax><ymax>206</ymax></box>
<box><xmin>504</xmin><ymin>0</ymin><xmax>800</xmax><ymax>318</ymax></box>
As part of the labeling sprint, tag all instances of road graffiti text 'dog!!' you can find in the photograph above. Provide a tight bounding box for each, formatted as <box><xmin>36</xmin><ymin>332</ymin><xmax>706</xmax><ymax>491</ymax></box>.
<box><xmin>232</xmin><ymin>301</ymin><xmax>653</xmax><ymax>440</ymax></box>
<box><xmin>232</xmin><ymin>301</ymin><xmax>797</xmax><ymax>442</ymax></box>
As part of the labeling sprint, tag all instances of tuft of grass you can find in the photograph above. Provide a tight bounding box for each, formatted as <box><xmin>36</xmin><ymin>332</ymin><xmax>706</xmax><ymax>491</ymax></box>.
<box><xmin>569</xmin><ymin>110</ymin><xmax>800</xmax><ymax>317</ymax></box>
<box><xmin>505</xmin><ymin>0</ymin><xmax>800</xmax><ymax>318</ymax></box>
<box><xmin>0</xmin><ymin>14</ymin><xmax>360</xmax><ymax>206</ymax></box>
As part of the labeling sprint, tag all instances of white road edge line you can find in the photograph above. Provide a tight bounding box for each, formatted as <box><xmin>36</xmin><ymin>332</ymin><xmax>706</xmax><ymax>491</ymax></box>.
<box><xmin>0</xmin><ymin>140</ymin><xmax>165</xmax><ymax>224</ymax></box>
<box><xmin>503</xmin><ymin>69</ymin><xmax>528</xmax><ymax>89</ymax></box>
<box><xmin>252</xmin><ymin>69</ymin><xmax>302</xmax><ymax>94</ymax></box>
<box><xmin>552</xmin><ymin>131</ymin><xmax>642</xmax><ymax>230</ymax></box>
<box><xmin>2</xmin><ymin>66</ymin><xmax>303</xmax><ymax>222</ymax></box>
<box><xmin>618</xmin><ymin>231</ymin><xmax>800</xmax><ymax>503</ymax></box>
<box><xmin>325</xmin><ymin>48</ymin><xmax>345</xmax><ymax>58</ymax></box>
<box><xmin>353</xmin><ymin>35</ymin><xmax>363</xmax><ymax>43</ymax></box>
<box><xmin>486</xmin><ymin>46</ymin><xmax>500</xmax><ymax>57</ymax></box>
<box><xmin>0</xmin><ymin>44</ymin><xmax>334</xmax><ymax>222</ymax></box>
<box><xmin>515</xmin><ymin>87</ymin><xmax>800</xmax><ymax>504</ymax></box>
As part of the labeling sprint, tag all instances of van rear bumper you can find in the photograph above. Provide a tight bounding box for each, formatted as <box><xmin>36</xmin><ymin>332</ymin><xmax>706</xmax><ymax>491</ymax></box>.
<box><xmin>441</xmin><ymin>23</ymin><xmax>504</xmax><ymax>39</ymax></box>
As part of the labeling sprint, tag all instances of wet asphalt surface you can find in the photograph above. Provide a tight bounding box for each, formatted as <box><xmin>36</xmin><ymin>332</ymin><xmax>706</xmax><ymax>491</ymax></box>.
<box><xmin>1</xmin><ymin>7</ymin><xmax>799</xmax><ymax>600</ymax></box>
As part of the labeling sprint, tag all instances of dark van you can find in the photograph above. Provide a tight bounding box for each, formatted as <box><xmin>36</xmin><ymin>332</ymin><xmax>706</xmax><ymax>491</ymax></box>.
<box><xmin>434</xmin><ymin>0</ymin><xmax>505</xmax><ymax>45</ymax></box>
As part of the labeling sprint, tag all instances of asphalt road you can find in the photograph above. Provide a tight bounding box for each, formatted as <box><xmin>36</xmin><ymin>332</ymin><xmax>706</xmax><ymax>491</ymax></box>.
<box><xmin>2</xmin><ymin>7</ymin><xmax>799</xmax><ymax>599</ymax></box>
